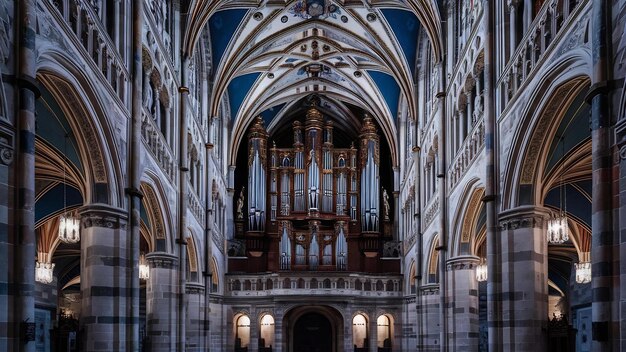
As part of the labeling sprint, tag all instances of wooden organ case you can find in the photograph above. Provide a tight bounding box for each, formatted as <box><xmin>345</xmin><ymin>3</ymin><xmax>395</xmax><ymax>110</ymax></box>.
<box><xmin>232</xmin><ymin>104</ymin><xmax>399</xmax><ymax>274</ymax></box>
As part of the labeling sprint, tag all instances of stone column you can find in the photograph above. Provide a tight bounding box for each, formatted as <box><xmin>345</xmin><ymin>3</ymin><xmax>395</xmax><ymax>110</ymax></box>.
<box><xmin>588</xmin><ymin>1</ymin><xmax>615</xmax><ymax>350</ymax></box>
<box><xmin>79</xmin><ymin>205</ymin><xmax>132</xmax><ymax>351</ymax></box>
<box><xmin>508</xmin><ymin>1</ymin><xmax>518</xmax><ymax>58</ymax></box>
<box><xmin>127</xmin><ymin>1</ymin><xmax>144</xmax><ymax>351</ymax></box>
<box><xmin>185</xmin><ymin>283</ymin><xmax>205</xmax><ymax>352</ymax></box>
<box><xmin>446</xmin><ymin>256</ymin><xmax>480</xmax><ymax>351</ymax></box>
<box><xmin>416</xmin><ymin>285</ymin><xmax>440</xmax><ymax>352</ymax></box>
<box><xmin>497</xmin><ymin>207</ymin><xmax>549</xmax><ymax>351</ymax></box>
<box><xmin>144</xmin><ymin>252</ymin><xmax>178</xmax><ymax>352</ymax></box>
<box><xmin>14</xmin><ymin>0</ymin><xmax>38</xmax><ymax>351</ymax></box>
<box><xmin>177</xmin><ymin>56</ymin><xmax>191</xmax><ymax>350</ymax></box>
<box><xmin>482</xmin><ymin>0</ymin><xmax>502</xmax><ymax>349</ymax></box>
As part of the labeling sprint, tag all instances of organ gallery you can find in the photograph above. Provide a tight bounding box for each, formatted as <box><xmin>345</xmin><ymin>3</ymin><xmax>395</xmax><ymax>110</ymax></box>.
<box><xmin>231</xmin><ymin>99</ymin><xmax>399</xmax><ymax>274</ymax></box>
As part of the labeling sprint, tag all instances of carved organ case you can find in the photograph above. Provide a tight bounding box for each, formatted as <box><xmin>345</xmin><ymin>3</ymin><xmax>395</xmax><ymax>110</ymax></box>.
<box><xmin>232</xmin><ymin>105</ymin><xmax>398</xmax><ymax>274</ymax></box>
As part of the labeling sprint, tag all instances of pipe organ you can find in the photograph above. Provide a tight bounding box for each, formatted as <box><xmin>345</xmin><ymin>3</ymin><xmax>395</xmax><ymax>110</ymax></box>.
<box><xmin>234</xmin><ymin>105</ymin><xmax>396</xmax><ymax>273</ymax></box>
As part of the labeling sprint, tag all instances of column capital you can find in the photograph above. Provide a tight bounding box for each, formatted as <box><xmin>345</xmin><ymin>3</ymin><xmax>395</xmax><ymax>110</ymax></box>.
<box><xmin>146</xmin><ymin>252</ymin><xmax>179</xmax><ymax>268</ymax></box>
<box><xmin>79</xmin><ymin>204</ymin><xmax>128</xmax><ymax>229</ymax></box>
<box><xmin>498</xmin><ymin>206</ymin><xmax>551</xmax><ymax>230</ymax></box>
<box><xmin>446</xmin><ymin>255</ymin><xmax>480</xmax><ymax>271</ymax></box>
<box><xmin>186</xmin><ymin>282</ymin><xmax>205</xmax><ymax>294</ymax></box>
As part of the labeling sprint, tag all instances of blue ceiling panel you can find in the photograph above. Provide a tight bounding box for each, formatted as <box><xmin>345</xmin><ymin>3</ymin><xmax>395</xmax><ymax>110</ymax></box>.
<box><xmin>35</xmin><ymin>183</ymin><xmax>83</xmax><ymax>224</ymax></box>
<box><xmin>227</xmin><ymin>72</ymin><xmax>261</xmax><ymax>120</ymax></box>
<box><xmin>381</xmin><ymin>9</ymin><xmax>420</xmax><ymax>76</ymax></box>
<box><xmin>209</xmin><ymin>9</ymin><xmax>248</xmax><ymax>74</ymax></box>
<box><xmin>367</xmin><ymin>70</ymin><xmax>400</xmax><ymax>121</ymax></box>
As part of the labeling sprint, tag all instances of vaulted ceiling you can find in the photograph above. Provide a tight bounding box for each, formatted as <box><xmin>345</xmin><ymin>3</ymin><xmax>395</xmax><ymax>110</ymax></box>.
<box><xmin>182</xmin><ymin>0</ymin><xmax>443</xmax><ymax>166</ymax></box>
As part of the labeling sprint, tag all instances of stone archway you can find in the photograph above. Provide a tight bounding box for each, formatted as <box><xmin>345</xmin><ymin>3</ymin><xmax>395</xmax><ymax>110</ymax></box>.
<box><xmin>284</xmin><ymin>305</ymin><xmax>344</xmax><ymax>352</ymax></box>
<box><xmin>293</xmin><ymin>312</ymin><xmax>333</xmax><ymax>352</ymax></box>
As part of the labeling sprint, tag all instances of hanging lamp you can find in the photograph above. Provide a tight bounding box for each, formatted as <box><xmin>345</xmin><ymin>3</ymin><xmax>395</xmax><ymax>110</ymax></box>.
<box><xmin>58</xmin><ymin>133</ymin><xmax>80</xmax><ymax>244</ymax></box>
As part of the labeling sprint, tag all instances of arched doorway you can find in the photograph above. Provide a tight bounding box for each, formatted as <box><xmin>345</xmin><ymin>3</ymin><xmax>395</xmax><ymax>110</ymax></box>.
<box><xmin>293</xmin><ymin>312</ymin><xmax>332</xmax><ymax>352</ymax></box>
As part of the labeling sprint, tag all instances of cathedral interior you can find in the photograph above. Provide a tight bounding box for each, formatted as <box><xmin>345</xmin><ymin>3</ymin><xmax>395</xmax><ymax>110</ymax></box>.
<box><xmin>1</xmin><ymin>0</ymin><xmax>626</xmax><ymax>351</ymax></box>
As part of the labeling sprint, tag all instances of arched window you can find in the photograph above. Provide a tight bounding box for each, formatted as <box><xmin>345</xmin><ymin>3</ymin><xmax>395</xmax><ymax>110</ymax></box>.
<box><xmin>259</xmin><ymin>314</ymin><xmax>275</xmax><ymax>349</ymax></box>
<box><xmin>210</xmin><ymin>257</ymin><xmax>219</xmax><ymax>292</ymax></box>
<box><xmin>377</xmin><ymin>315</ymin><xmax>392</xmax><ymax>350</ymax></box>
<box><xmin>235</xmin><ymin>315</ymin><xmax>251</xmax><ymax>350</ymax></box>
<box><xmin>352</xmin><ymin>314</ymin><xmax>368</xmax><ymax>350</ymax></box>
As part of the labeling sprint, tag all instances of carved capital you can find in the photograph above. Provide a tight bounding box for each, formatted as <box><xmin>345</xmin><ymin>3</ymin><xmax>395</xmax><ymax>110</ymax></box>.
<box><xmin>186</xmin><ymin>283</ymin><xmax>205</xmax><ymax>294</ymax></box>
<box><xmin>498</xmin><ymin>206</ymin><xmax>550</xmax><ymax>231</ymax></box>
<box><xmin>79</xmin><ymin>204</ymin><xmax>128</xmax><ymax>230</ymax></box>
<box><xmin>145</xmin><ymin>252</ymin><xmax>178</xmax><ymax>269</ymax></box>
<box><xmin>446</xmin><ymin>255</ymin><xmax>480</xmax><ymax>271</ymax></box>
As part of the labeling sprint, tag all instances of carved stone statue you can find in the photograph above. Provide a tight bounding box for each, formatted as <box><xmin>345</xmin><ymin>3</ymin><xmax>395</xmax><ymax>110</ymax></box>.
<box><xmin>236</xmin><ymin>188</ymin><xmax>245</xmax><ymax>219</ymax></box>
<box><xmin>383</xmin><ymin>188</ymin><xmax>390</xmax><ymax>221</ymax></box>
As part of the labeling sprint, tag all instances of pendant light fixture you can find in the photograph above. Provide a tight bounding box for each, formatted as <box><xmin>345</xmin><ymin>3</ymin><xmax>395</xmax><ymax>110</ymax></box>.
<box><xmin>476</xmin><ymin>258</ymin><xmax>487</xmax><ymax>282</ymax></box>
<box><xmin>575</xmin><ymin>252</ymin><xmax>591</xmax><ymax>284</ymax></box>
<box><xmin>58</xmin><ymin>133</ymin><xmax>80</xmax><ymax>244</ymax></box>
<box><xmin>139</xmin><ymin>253</ymin><xmax>150</xmax><ymax>281</ymax></box>
<box><xmin>547</xmin><ymin>135</ymin><xmax>569</xmax><ymax>244</ymax></box>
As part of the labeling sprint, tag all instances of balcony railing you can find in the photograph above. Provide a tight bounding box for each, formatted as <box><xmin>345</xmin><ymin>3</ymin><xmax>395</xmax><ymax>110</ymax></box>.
<box><xmin>48</xmin><ymin>0</ymin><xmax>129</xmax><ymax>106</ymax></box>
<box><xmin>227</xmin><ymin>272</ymin><xmax>403</xmax><ymax>297</ymax></box>
<box><xmin>499</xmin><ymin>0</ymin><xmax>588</xmax><ymax>111</ymax></box>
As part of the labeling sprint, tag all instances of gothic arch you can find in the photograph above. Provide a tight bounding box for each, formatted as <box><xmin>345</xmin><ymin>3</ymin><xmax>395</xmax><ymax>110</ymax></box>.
<box><xmin>450</xmin><ymin>180</ymin><xmax>485</xmax><ymax>257</ymax></box>
<box><xmin>425</xmin><ymin>234</ymin><xmax>439</xmax><ymax>283</ymax></box>
<box><xmin>140</xmin><ymin>173</ymin><xmax>174</xmax><ymax>253</ymax></box>
<box><xmin>36</xmin><ymin>51</ymin><xmax>125</xmax><ymax>207</ymax></box>
<box><xmin>500</xmin><ymin>54</ymin><xmax>591</xmax><ymax>210</ymax></box>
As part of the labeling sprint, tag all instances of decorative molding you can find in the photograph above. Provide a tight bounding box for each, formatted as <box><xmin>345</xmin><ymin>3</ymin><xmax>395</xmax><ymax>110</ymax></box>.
<box><xmin>141</xmin><ymin>185</ymin><xmax>166</xmax><ymax>239</ymax></box>
<box><xmin>423</xmin><ymin>196</ymin><xmax>439</xmax><ymax>228</ymax></box>
<box><xmin>186</xmin><ymin>283</ymin><xmax>205</xmax><ymax>294</ymax></box>
<box><xmin>80</xmin><ymin>205</ymin><xmax>128</xmax><ymax>230</ymax></box>
<box><xmin>47</xmin><ymin>77</ymin><xmax>108</xmax><ymax>183</ymax></box>
<box><xmin>520</xmin><ymin>80</ymin><xmax>582</xmax><ymax>184</ymax></box>
<box><xmin>145</xmin><ymin>252</ymin><xmax>178</xmax><ymax>269</ymax></box>
<box><xmin>498</xmin><ymin>207</ymin><xmax>550</xmax><ymax>230</ymax></box>
<box><xmin>446</xmin><ymin>255</ymin><xmax>480</xmax><ymax>271</ymax></box>
<box><xmin>419</xmin><ymin>284</ymin><xmax>440</xmax><ymax>295</ymax></box>
<box><xmin>461</xmin><ymin>188</ymin><xmax>485</xmax><ymax>242</ymax></box>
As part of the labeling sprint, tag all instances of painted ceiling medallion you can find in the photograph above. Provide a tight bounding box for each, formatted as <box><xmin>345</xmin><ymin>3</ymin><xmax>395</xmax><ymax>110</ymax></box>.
<box><xmin>289</xmin><ymin>0</ymin><xmax>341</xmax><ymax>20</ymax></box>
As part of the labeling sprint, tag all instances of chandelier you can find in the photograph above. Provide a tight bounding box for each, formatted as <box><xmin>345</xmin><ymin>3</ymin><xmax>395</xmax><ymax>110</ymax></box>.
<box><xmin>35</xmin><ymin>261</ymin><xmax>55</xmax><ymax>284</ymax></box>
<box><xmin>476</xmin><ymin>259</ymin><xmax>487</xmax><ymax>282</ymax></box>
<box><xmin>58</xmin><ymin>133</ymin><xmax>80</xmax><ymax>244</ymax></box>
<box><xmin>139</xmin><ymin>253</ymin><xmax>150</xmax><ymax>281</ymax></box>
<box><xmin>575</xmin><ymin>252</ymin><xmax>591</xmax><ymax>284</ymax></box>
<box><xmin>547</xmin><ymin>136</ymin><xmax>569</xmax><ymax>244</ymax></box>
<box><xmin>547</xmin><ymin>215</ymin><xmax>569</xmax><ymax>244</ymax></box>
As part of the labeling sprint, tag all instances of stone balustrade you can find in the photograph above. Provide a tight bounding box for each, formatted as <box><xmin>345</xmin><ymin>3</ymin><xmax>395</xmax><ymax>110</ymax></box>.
<box><xmin>48</xmin><ymin>0</ymin><xmax>129</xmax><ymax>105</ymax></box>
<box><xmin>499</xmin><ymin>0</ymin><xmax>588</xmax><ymax>110</ymax></box>
<box><xmin>141</xmin><ymin>110</ymin><xmax>176</xmax><ymax>181</ymax></box>
<box><xmin>448</xmin><ymin>119</ymin><xmax>485</xmax><ymax>191</ymax></box>
<box><xmin>227</xmin><ymin>272</ymin><xmax>403</xmax><ymax>297</ymax></box>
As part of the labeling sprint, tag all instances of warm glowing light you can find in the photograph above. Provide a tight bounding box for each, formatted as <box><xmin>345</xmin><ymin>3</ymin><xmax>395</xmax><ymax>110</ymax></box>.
<box><xmin>139</xmin><ymin>254</ymin><xmax>150</xmax><ymax>281</ymax></box>
<box><xmin>58</xmin><ymin>214</ymin><xmax>80</xmax><ymax>244</ymax></box>
<box><xmin>547</xmin><ymin>216</ymin><xmax>569</xmax><ymax>244</ymax></box>
<box><xmin>35</xmin><ymin>261</ymin><xmax>55</xmax><ymax>284</ymax></box>
<box><xmin>575</xmin><ymin>261</ymin><xmax>591</xmax><ymax>284</ymax></box>
<box><xmin>476</xmin><ymin>260</ymin><xmax>488</xmax><ymax>282</ymax></box>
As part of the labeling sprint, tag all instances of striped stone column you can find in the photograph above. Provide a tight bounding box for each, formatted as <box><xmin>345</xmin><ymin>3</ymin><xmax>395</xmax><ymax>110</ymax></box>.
<box><xmin>186</xmin><ymin>283</ymin><xmax>205</xmax><ymax>352</ymax></box>
<box><xmin>588</xmin><ymin>1</ymin><xmax>615</xmax><ymax>350</ymax></box>
<box><xmin>145</xmin><ymin>252</ymin><xmax>178</xmax><ymax>352</ymax></box>
<box><xmin>446</xmin><ymin>256</ymin><xmax>480</xmax><ymax>351</ymax></box>
<box><xmin>497</xmin><ymin>207</ymin><xmax>549</xmax><ymax>351</ymax></box>
<box><xmin>14</xmin><ymin>0</ymin><xmax>38</xmax><ymax>351</ymax></box>
<box><xmin>416</xmin><ymin>285</ymin><xmax>440</xmax><ymax>352</ymax></box>
<box><xmin>79</xmin><ymin>205</ymin><xmax>131</xmax><ymax>351</ymax></box>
